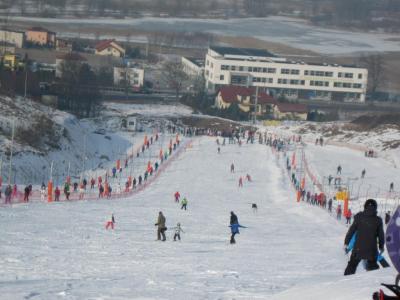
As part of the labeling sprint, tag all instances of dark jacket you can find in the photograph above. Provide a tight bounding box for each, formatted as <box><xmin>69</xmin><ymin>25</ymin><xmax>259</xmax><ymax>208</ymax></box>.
<box><xmin>344</xmin><ymin>207</ymin><xmax>385</xmax><ymax>260</ymax></box>
<box><xmin>230</xmin><ymin>213</ymin><xmax>238</xmax><ymax>225</ymax></box>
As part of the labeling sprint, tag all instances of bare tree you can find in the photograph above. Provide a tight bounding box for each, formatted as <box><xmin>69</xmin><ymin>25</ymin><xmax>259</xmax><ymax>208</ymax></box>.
<box><xmin>161</xmin><ymin>61</ymin><xmax>188</xmax><ymax>101</ymax></box>
<box><xmin>359</xmin><ymin>54</ymin><xmax>385</xmax><ymax>93</ymax></box>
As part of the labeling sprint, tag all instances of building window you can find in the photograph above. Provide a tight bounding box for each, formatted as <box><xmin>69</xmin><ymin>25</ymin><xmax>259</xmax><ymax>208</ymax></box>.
<box><xmin>267</xmin><ymin>68</ymin><xmax>276</xmax><ymax>73</ymax></box>
<box><xmin>221</xmin><ymin>65</ymin><xmax>229</xmax><ymax>70</ymax></box>
<box><xmin>304</xmin><ymin>70</ymin><xmax>309</xmax><ymax>75</ymax></box>
<box><xmin>300</xmin><ymin>80</ymin><xmax>305</xmax><ymax>85</ymax></box>
<box><xmin>353</xmin><ymin>83</ymin><xmax>362</xmax><ymax>89</ymax></box>
<box><xmin>281</xmin><ymin>68</ymin><xmax>290</xmax><ymax>74</ymax></box>
<box><xmin>268</xmin><ymin>78</ymin><xmax>273</xmax><ymax>84</ymax></box>
<box><xmin>291</xmin><ymin>69</ymin><xmax>300</xmax><ymax>75</ymax></box>
<box><xmin>220</xmin><ymin>75</ymin><xmax>224</xmax><ymax>81</ymax></box>
<box><xmin>239</xmin><ymin>66</ymin><xmax>244</xmax><ymax>72</ymax></box>
<box><xmin>345</xmin><ymin>73</ymin><xmax>353</xmax><ymax>78</ymax></box>
<box><xmin>325</xmin><ymin>72</ymin><xmax>333</xmax><ymax>77</ymax></box>
<box><xmin>231</xmin><ymin>66</ymin><xmax>236</xmax><ymax>71</ymax></box>
<box><xmin>338</xmin><ymin>72</ymin><xmax>343</xmax><ymax>78</ymax></box>
<box><xmin>358</xmin><ymin>73</ymin><xmax>362</xmax><ymax>79</ymax></box>
<box><xmin>248</xmin><ymin>67</ymin><xmax>253</xmax><ymax>72</ymax></box>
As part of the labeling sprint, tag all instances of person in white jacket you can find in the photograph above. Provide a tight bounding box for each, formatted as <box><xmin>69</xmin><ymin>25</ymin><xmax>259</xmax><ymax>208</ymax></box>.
<box><xmin>173</xmin><ymin>223</ymin><xmax>184</xmax><ymax>241</ymax></box>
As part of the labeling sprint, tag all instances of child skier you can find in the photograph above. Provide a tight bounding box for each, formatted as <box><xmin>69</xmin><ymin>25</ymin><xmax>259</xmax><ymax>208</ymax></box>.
<box><xmin>181</xmin><ymin>197</ymin><xmax>188</xmax><ymax>210</ymax></box>
<box><xmin>173</xmin><ymin>223</ymin><xmax>184</xmax><ymax>241</ymax></box>
<box><xmin>174</xmin><ymin>191</ymin><xmax>180</xmax><ymax>203</ymax></box>
<box><xmin>238</xmin><ymin>177</ymin><xmax>243</xmax><ymax>187</ymax></box>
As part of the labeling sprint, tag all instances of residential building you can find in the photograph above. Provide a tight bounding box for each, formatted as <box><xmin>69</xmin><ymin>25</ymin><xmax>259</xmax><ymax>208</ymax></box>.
<box><xmin>272</xmin><ymin>103</ymin><xmax>308</xmax><ymax>120</ymax></box>
<box><xmin>56</xmin><ymin>38</ymin><xmax>73</xmax><ymax>52</ymax></box>
<box><xmin>215</xmin><ymin>85</ymin><xmax>276</xmax><ymax>116</ymax></box>
<box><xmin>26</xmin><ymin>27</ymin><xmax>56</xmax><ymax>47</ymax></box>
<box><xmin>55</xmin><ymin>52</ymin><xmax>87</xmax><ymax>78</ymax></box>
<box><xmin>95</xmin><ymin>40</ymin><xmax>125</xmax><ymax>58</ymax></box>
<box><xmin>181</xmin><ymin>56</ymin><xmax>205</xmax><ymax>78</ymax></box>
<box><xmin>205</xmin><ymin>46</ymin><xmax>368</xmax><ymax>102</ymax></box>
<box><xmin>0</xmin><ymin>29</ymin><xmax>25</xmax><ymax>48</ymax></box>
<box><xmin>113</xmin><ymin>66</ymin><xmax>145</xmax><ymax>89</ymax></box>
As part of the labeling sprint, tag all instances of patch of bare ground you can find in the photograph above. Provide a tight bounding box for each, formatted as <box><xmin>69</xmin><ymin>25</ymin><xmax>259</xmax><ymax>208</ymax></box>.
<box><xmin>351</xmin><ymin>114</ymin><xmax>400</xmax><ymax>130</ymax></box>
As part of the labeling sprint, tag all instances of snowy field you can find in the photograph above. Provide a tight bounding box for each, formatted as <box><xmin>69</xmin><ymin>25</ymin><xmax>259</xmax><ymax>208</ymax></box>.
<box><xmin>1</xmin><ymin>136</ymin><xmax>397</xmax><ymax>299</ymax></box>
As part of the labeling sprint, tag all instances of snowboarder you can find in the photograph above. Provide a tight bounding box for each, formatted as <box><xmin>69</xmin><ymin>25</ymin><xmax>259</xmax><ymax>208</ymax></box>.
<box><xmin>174</xmin><ymin>191</ymin><xmax>180</xmax><ymax>203</ymax></box>
<box><xmin>361</xmin><ymin>169</ymin><xmax>366</xmax><ymax>179</ymax></box>
<box><xmin>155</xmin><ymin>211</ymin><xmax>167</xmax><ymax>241</ymax></box>
<box><xmin>173</xmin><ymin>223</ymin><xmax>184</xmax><ymax>241</ymax></box>
<box><xmin>344</xmin><ymin>199</ymin><xmax>385</xmax><ymax>276</ymax></box>
<box><xmin>105</xmin><ymin>214</ymin><xmax>115</xmax><ymax>230</ymax></box>
<box><xmin>181</xmin><ymin>197</ymin><xmax>188</xmax><ymax>210</ymax></box>
<box><xmin>230</xmin><ymin>163</ymin><xmax>235</xmax><ymax>173</ymax></box>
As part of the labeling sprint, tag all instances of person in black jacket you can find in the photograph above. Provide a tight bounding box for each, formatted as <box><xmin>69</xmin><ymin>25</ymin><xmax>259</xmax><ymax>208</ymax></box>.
<box><xmin>344</xmin><ymin>199</ymin><xmax>385</xmax><ymax>276</ymax></box>
<box><xmin>230</xmin><ymin>211</ymin><xmax>239</xmax><ymax>244</ymax></box>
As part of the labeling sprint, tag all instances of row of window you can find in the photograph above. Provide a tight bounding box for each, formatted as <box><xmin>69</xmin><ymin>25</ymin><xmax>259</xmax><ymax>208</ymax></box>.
<box><xmin>278</xmin><ymin>79</ymin><xmax>305</xmax><ymax>85</ymax></box>
<box><xmin>334</xmin><ymin>82</ymin><xmax>363</xmax><ymax>89</ymax></box>
<box><xmin>215</xmin><ymin>63</ymin><xmax>363</xmax><ymax>79</ymax></box>
<box><xmin>253</xmin><ymin>77</ymin><xmax>273</xmax><ymax>83</ymax></box>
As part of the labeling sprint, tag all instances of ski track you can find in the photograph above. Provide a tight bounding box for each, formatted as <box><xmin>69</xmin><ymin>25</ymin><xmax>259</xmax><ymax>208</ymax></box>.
<box><xmin>0</xmin><ymin>136</ymin><xmax>387</xmax><ymax>299</ymax></box>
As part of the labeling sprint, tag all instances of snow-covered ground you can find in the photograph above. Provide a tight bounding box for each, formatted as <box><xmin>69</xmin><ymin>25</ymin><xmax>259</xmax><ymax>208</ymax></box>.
<box><xmin>0</xmin><ymin>136</ymin><xmax>397</xmax><ymax>299</ymax></box>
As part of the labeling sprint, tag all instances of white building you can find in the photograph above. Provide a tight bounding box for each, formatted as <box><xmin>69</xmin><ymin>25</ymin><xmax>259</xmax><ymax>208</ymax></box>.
<box><xmin>204</xmin><ymin>46</ymin><xmax>368</xmax><ymax>102</ymax></box>
<box><xmin>0</xmin><ymin>29</ymin><xmax>25</xmax><ymax>48</ymax></box>
<box><xmin>181</xmin><ymin>56</ymin><xmax>205</xmax><ymax>78</ymax></box>
<box><xmin>113</xmin><ymin>67</ymin><xmax>145</xmax><ymax>89</ymax></box>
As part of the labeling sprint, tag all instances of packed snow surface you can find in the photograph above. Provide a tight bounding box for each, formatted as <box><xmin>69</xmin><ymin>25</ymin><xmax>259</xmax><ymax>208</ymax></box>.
<box><xmin>1</xmin><ymin>136</ymin><xmax>397</xmax><ymax>299</ymax></box>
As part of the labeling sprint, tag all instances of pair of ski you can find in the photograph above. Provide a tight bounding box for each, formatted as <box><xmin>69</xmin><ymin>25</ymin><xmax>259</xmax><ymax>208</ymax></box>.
<box><xmin>373</xmin><ymin>282</ymin><xmax>400</xmax><ymax>300</ymax></box>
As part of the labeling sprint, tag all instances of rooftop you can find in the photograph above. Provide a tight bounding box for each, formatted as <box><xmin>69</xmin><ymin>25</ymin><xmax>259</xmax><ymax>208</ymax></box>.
<box><xmin>218</xmin><ymin>86</ymin><xmax>276</xmax><ymax>105</ymax></box>
<box><xmin>185</xmin><ymin>57</ymin><xmax>205</xmax><ymax>68</ymax></box>
<box><xmin>275</xmin><ymin>102</ymin><xmax>308</xmax><ymax>113</ymax></box>
<box><xmin>95</xmin><ymin>39</ymin><xmax>124</xmax><ymax>52</ymax></box>
<box><xmin>210</xmin><ymin>46</ymin><xmax>276</xmax><ymax>58</ymax></box>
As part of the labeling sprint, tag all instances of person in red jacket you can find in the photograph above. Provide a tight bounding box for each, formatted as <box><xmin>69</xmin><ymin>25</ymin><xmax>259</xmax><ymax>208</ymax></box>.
<box><xmin>174</xmin><ymin>191</ymin><xmax>180</xmax><ymax>203</ymax></box>
<box><xmin>346</xmin><ymin>209</ymin><xmax>352</xmax><ymax>225</ymax></box>
<box><xmin>55</xmin><ymin>186</ymin><xmax>61</xmax><ymax>201</ymax></box>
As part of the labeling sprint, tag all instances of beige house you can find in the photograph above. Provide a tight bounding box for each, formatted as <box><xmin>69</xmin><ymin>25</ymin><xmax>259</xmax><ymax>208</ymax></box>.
<box><xmin>215</xmin><ymin>86</ymin><xmax>276</xmax><ymax>115</ymax></box>
<box><xmin>113</xmin><ymin>66</ymin><xmax>145</xmax><ymax>89</ymax></box>
<box><xmin>272</xmin><ymin>103</ymin><xmax>308</xmax><ymax>120</ymax></box>
<box><xmin>26</xmin><ymin>27</ymin><xmax>56</xmax><ymax>47</ymax></box>
<box><xmin>0</xmin><ymin>29</ymin><xmax>25</xmax><ymax>48</ymax></box>
<box><xmin>95</xmin><ymin>40</ymin><xmax>125</xmax><ymax>58</ymax></box>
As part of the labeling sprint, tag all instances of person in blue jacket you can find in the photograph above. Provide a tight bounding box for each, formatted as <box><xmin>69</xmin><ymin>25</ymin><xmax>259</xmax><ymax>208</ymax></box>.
<box><xmin>112</xmin><ymin>167</ymin><xmax>117</xmax><ymax>178</ymax></box>
<box><xmin>229</xmin><ymin>211</ymin><xmax>246</xmax><ymax>244</ymax></box>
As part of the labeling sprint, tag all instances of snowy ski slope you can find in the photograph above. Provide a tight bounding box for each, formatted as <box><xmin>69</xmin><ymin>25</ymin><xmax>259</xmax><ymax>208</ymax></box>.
<box><xmin>0</xmin><ymin>136</ymin><xmax>396</xmax><ymax>299</ymax></box>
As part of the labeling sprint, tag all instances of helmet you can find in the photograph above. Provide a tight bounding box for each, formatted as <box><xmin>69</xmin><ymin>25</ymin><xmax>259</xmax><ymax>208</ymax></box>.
<box><xmin>364</xmin><ymin>199</ymin><xmax>378</xmax><ymax>210</ymax></box>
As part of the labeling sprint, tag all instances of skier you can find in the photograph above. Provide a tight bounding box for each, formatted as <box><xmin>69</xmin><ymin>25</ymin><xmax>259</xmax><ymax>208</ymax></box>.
<box><xmin>132</xmin><ymin>177</ymin><xmax>137</xmax><ymax>189</ymax></box>
<box><xmin>390</xmin><ymin>182</ymin><xmax>394</xmax><ymax>192</ymax></box>
<box><xmin>229</xmin><ymin>211</ymin><xmax>246</xmax><ymax>244</ymax></box>
<box><xmin>54</xmin><ymin>186</ymin><xmax>61</xmax><ymax>202</ymax></box>
<box><xmin>337</xmin><ymin>165</ymin><xmax>342</xmax><ymax>175</ymax></box>
<box><xmin>246</xmin><ymin>174</ymin><xmax>252</xmax><ymax>182</ymax></box>
<box><xmin>328</xmin><ymin>175</ymin><xmax>333</xmax><ymax>186</ymax></box>
<box><xmin>155</xmin><ymin>211</ymin><xmax>167</xmax><ymax>241</ymax></box>
<box><xmin>173</xmin><ymin>223</ymin><xmax>184</xmax><ymax>241</ymax></box>
<box><xmin>218</xmin><ymin>147</ymin><xmax>221</xmax><ymax>154</ymax></box>
<box><xmin>230</xmin><ymin>163</ymin><xmax>235</xmax><ymax>173</ymax></box>
<box><xmin>64</xmin><ymin>182</ymin><xmax>70</xmax><ymax>200</ymax></box>
<box><xmin>361</xmin><ymin>169</ymin><xmax>366</xmax><ymax>179</ymax></box>
<box><xmin>345</xmin><ymin>209</ymin><xmax>352</xmax><ymax>225</ymax></box>
<box><xmin>181</xmin><ymin>197</ymin><xmax>188</xmax><ymax>210</ymax></box>
<box><xmin>138</xmin><ymin>175</ymin><xmax>142</xmax><ymax>185</ymax></box>
<box><xmin>40</xmin><ymin>185</ymin><xmax>46</xmax><ymax>201</ymax></box>
<box><xmin>98</xmin><ymin>184</ymin><xmax>104</xmax><ymax>198</ymax></box>
<box><xmin>112</xmin><ymin>167</ymin><xmax>117</xmax><ymax>178</ymax></box>
<box><xmin>4</xmin><ymin>184</ymin><xmax>12</xmax><ymax>204</ymax></box>
<box><xmin>79</xmin><ymin>183</ymin><xmax>85</xmax><ymax>200</ymax></box>
<box><xmin>174</xmin><ymin>191</ymin><xmax>180</xmax><ymax>203</ymax></box>
<box><xmin>24</xmin><ymin>185</ymin><xmax>30</xmax><ymax>202</ymax></box>
<box><xmin>337</xmin><ymin>204</ymin><xmax>342</xmax><ymax>220</ymax></box>
<box><xmin>328</xmin><ymin>198</ymin><xmax>333</xmax><ymax>212</ymax></box>
<box><xmin>344</xmin><ymin>199</ymin><xmax>385</xmax><ymax>276</ymax></box>
<box><xmin>90</xmin><ymin>178</ymin><xmax>95</xmax><ymax>189</ymax></box>
<box><xmin>238</xmin><ymin>177</ymin><xmax>243</xmax><ymax>188</ymax></box>
<box><xmin>105</xmin><ymin>214</ymin><xmax>115</xmax><ymax>230</ymax></box>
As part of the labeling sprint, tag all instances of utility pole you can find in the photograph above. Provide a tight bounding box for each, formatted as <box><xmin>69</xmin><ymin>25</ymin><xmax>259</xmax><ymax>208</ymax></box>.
<box><xmin>24</xmin><ymin>69</ymin><xmax>28</xmax><ymax>101</ymax></box>
<box><xmin>8</xmin><ymin>119</ymin><xmax>15</xmax><ymax>185</ymax></box>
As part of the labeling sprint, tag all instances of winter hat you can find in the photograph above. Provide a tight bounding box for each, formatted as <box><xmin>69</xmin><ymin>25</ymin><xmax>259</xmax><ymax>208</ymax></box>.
<box><xmin>364</xmin><ymin>199</ymin><xmax>378</xmax><ymax>210</ymax></box>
